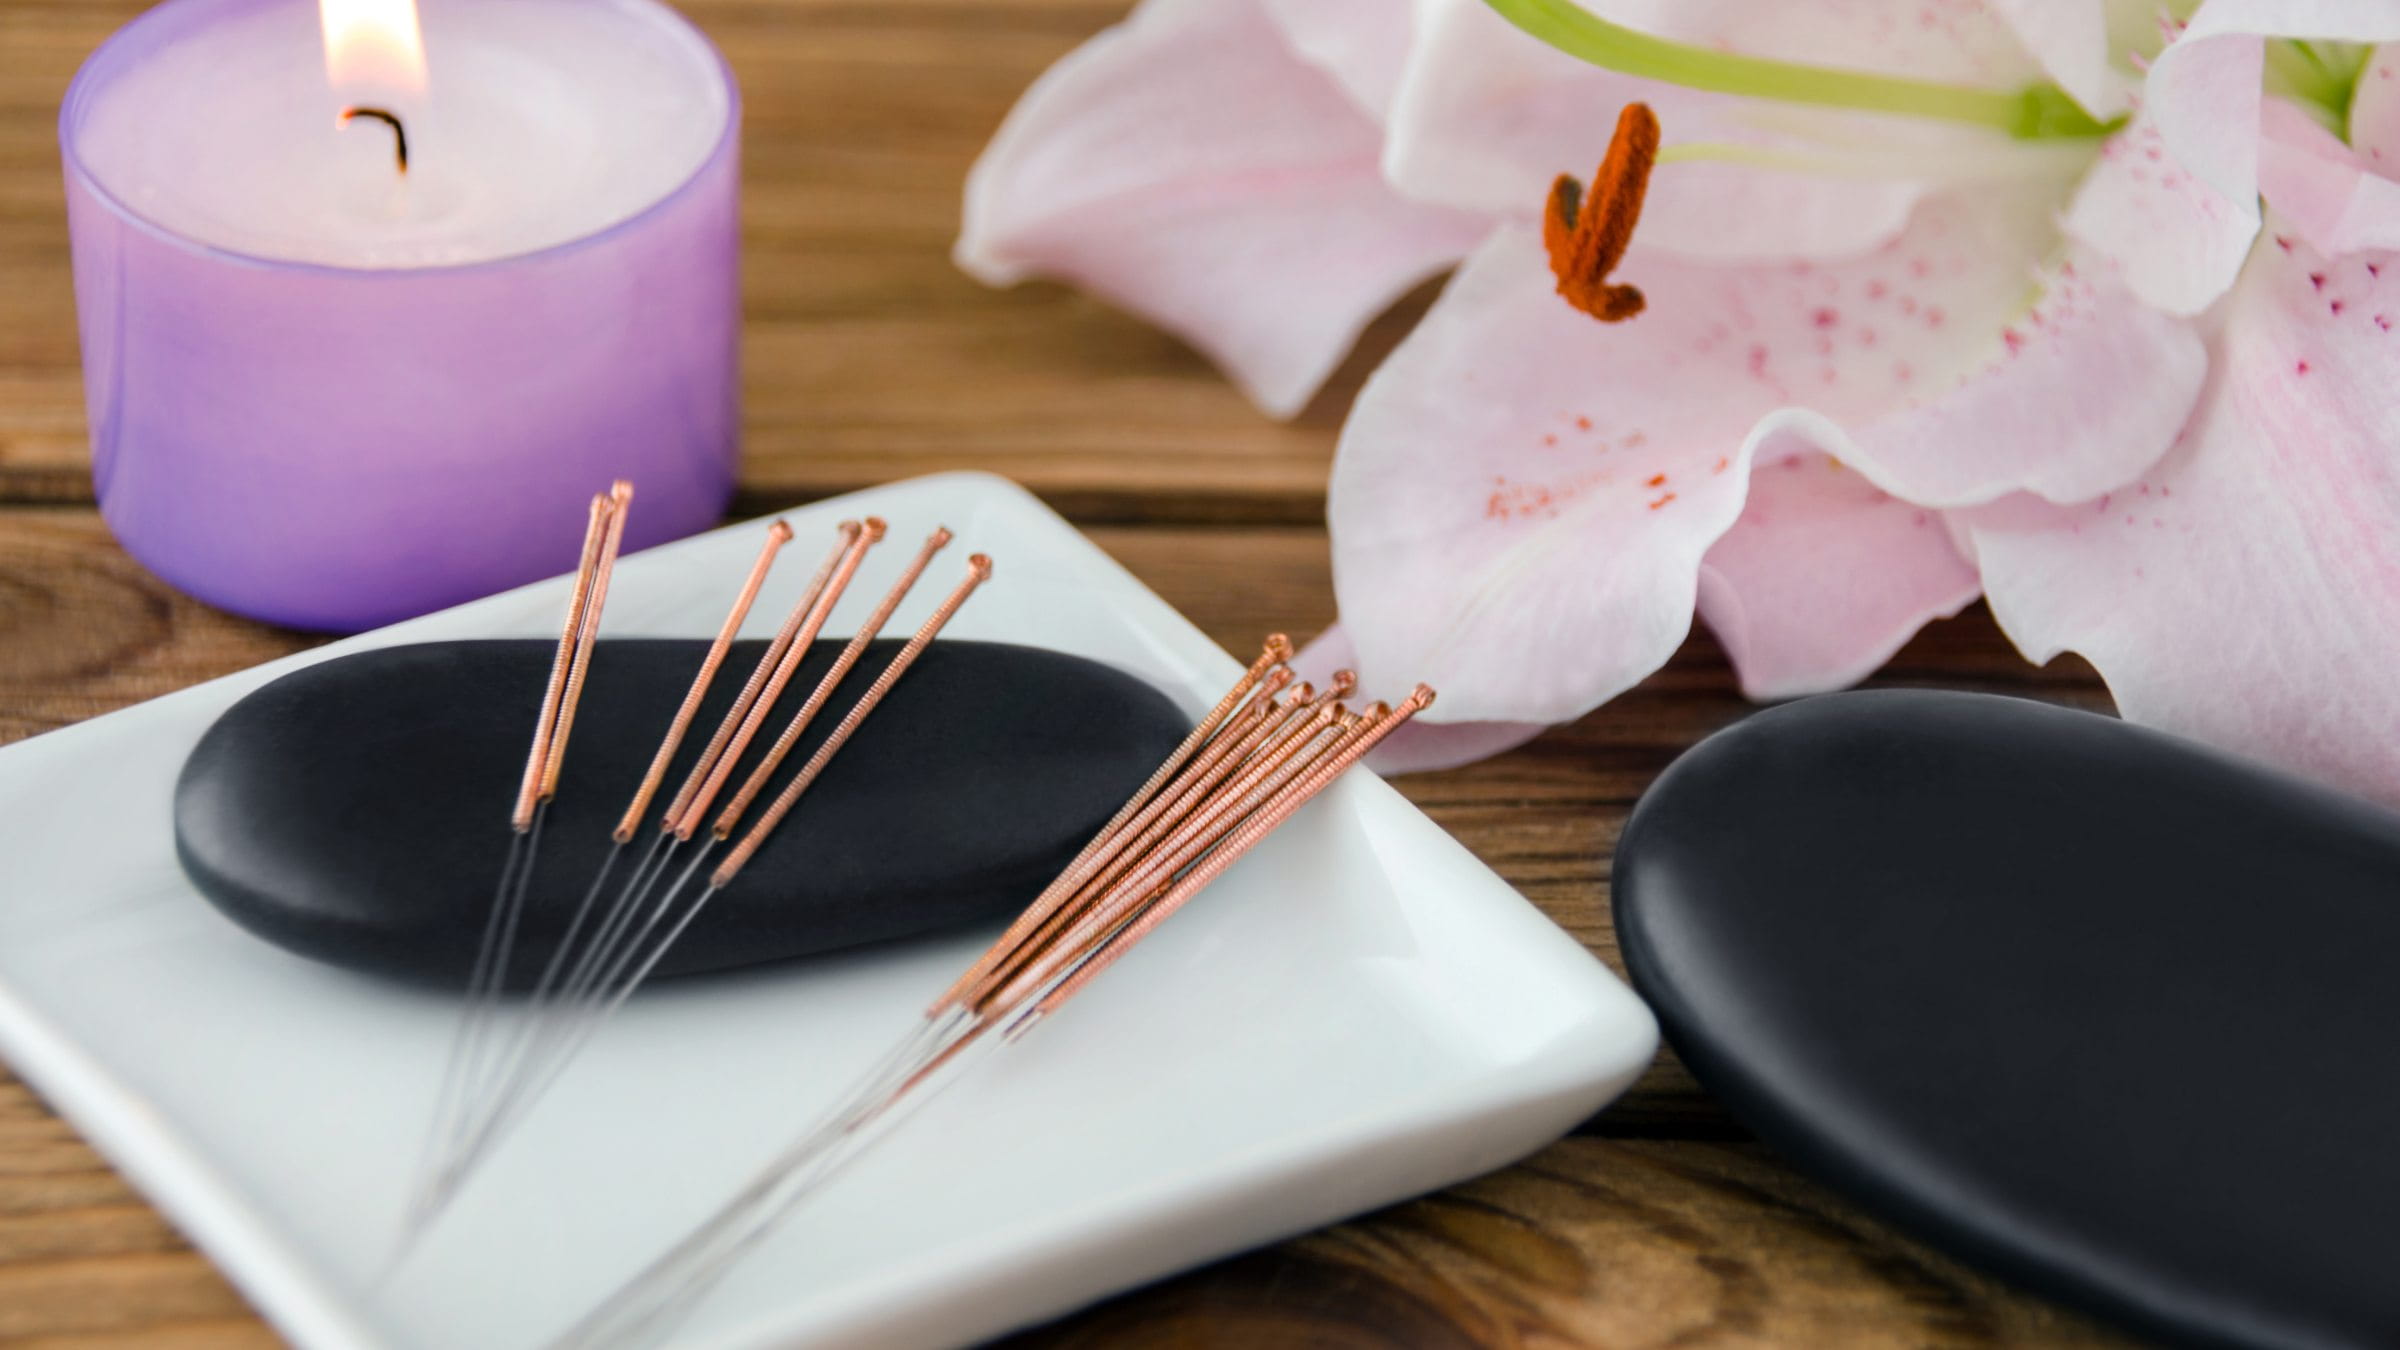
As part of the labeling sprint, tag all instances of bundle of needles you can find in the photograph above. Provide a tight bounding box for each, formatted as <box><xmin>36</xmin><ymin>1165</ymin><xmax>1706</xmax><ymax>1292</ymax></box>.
<box><xmin>546</xmin><ymin>635</ymin><xmax>1436</xmax><ymax>1350</ymax></box>
<box><xmin>407</xmin><ymin>483</ymin><xmax>992</xmax><ymax>1250</ymax></box>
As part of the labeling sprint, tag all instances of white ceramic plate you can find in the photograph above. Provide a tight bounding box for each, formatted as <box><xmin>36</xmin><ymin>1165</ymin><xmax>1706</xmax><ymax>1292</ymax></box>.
<box><xmin>0</xmin><ymin>473</ymin><xmax>1656</xmax><ymax>1350</ymax></box>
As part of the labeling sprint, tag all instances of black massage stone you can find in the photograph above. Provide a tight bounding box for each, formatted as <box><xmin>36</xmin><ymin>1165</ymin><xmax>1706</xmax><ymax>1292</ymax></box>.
<box><xmin>1614</xmin><ymin>690</ymin><xmax>2400</xmax><ymax>1350</ymax></box>
<box><xmin>176</xmin><ymin>638</ymin><xmax>1186</xmax><ymax>989</ymax></box>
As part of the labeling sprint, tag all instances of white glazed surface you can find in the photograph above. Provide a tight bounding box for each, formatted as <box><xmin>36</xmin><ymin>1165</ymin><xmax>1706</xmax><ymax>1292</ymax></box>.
<box><xmin>0</xmin><ymin>473</ymin><xmax>1658</xmax><ymax>1350</ymax></box>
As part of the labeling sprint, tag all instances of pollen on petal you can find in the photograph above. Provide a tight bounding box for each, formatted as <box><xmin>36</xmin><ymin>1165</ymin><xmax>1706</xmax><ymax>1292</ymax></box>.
<box><xmin>1542</xmin><ymin>103</ymin><xmax>1659</xmax><ymax>325</ymax></box>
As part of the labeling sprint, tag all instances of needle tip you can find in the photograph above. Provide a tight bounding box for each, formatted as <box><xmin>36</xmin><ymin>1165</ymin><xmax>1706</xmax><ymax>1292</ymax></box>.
<box><xmin>862</xmin><ymin>517</ymin><xmax>889</xmax><ymax>543</ymax></box>
<box><xmin>967</xmin><ymin>552</ymin><xmax>992</xmax><ymax>581</ymax></box>
<box><xmin>768</xmin><ymin>518</ymin><xmax>794</xmax><ymax>542</ymax></box>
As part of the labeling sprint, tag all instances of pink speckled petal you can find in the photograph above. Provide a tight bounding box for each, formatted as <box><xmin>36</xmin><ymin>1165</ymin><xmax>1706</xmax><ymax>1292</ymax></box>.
<box><xmin>2258</xmin><ymin>96</ymin><xmax>2400</xmax><ymax>255</ymax></box>
<box><xmin>955</xmin><ymin>0</ymin><xmax>1489</xmax><ymax>418</ymax></box>
<box><xmin>2161</xmin><ymin>3</ymin><xmax>2400</xmax><ymax>186</ymax></box>
<box><xmin>1383</xmin><ymin>0</ymin><xmax>1970</xmax><ymax>261</ymax></box>
<box><xmin>1970</xmin><ymin>226</ymin><xmax>2400</xmax><ymax>805</ymax></box>
<box><xmin>1329</xmin><ymin>186</ymin><xmax>2071</xmax><ymax>724</ymax></box>
<box><xmin>1836</xmin><ymin>256</ymin><xmax>2208</xmax><ymax>507</ymax></box>
<box><xmin>2063</xmin><ymin>68</ymin><xmax>2262</xmax><ymax>315</ymax></box>
<box><xmin>2350</xmin><ymin>41</ymin><xmax>2400</xmax><ymax>164</ymax></box>
<box><xmin>1260</xmin><ymin>0</ymin><xmax>1411</xmax><ymax>122</ymax></box>
<box><xmin>2069</xmin><ymin>1</ymin><xmax>2400</xmax><ymax>314</ymax></box>
<box><xmin>1698</xmin><ymin>450</ymin><xmax>1981</xmax><ymax>701</ymax></box>
<box><xmin>1293</xmin><ymin>623</ymin><xmax>1548</xmax><ymax>773</ymax></box>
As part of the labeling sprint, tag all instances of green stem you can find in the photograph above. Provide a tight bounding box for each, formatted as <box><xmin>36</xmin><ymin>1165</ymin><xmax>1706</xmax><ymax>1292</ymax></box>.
<box><xmin>2265</xmin><ymin>38</ymin><xmax>2361</xmax><ymax>140</ymax></box>
<box><xmin>1481</xmin><ymin>0</ymin><xmax>2115</xmax><ymax>140</ymax></box>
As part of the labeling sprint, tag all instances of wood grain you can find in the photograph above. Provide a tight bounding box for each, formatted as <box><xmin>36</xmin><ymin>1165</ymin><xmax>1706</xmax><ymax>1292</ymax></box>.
<box><xmin>1007</xmin><ymin>1140</ymin><xmax>2128</xmax><ymax>1350</ymax></box>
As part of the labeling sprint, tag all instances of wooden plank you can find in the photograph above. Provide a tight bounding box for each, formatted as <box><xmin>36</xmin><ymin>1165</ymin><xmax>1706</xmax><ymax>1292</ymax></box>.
<box><xmin>0</xmin><ymin>510</ymin><xmax>327</xmax><ymax>745</ymax></box>
<box><xmin>0</xmin><ymin>1064</ymin><xmax>2136</xmax><ymax>1348</ymax></box>
<box><xmin>1006</xmin><ymin>1138</ymin><xmax>2130</xmax><ymax>1348</ymax></box>
<box><xmin>0</xmin><ymin>0</ymin><xmax>1380</xmax><ymax>519</ymax></box>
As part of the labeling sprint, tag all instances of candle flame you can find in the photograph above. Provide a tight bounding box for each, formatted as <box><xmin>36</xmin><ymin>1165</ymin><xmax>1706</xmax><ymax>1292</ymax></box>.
<box><xmin>320</xmin><ymin>0</ymin><xmax>426</xmax><ymax>98</ymax></box>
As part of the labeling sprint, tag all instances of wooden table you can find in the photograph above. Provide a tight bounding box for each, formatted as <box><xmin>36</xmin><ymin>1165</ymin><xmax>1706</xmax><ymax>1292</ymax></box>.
<box><xmin>0</xmin><ymin>0</ymin><xmax>2140</xmax><ymax>1344</ymax></box>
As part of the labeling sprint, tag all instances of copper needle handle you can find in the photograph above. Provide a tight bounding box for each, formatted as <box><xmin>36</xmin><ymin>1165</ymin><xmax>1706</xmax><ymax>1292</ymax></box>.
<box><xmin>930</xmin><ymin>638</ymin><xmax>1293</xmax><ymax>1014</ymax></box>
<box><xmin>672</xmin><ymin>519</ymin><xmax>884</xmax><ymax>839</ymax></box>
<box><xmin>512</xmin><ymin>488</ymin><xmax>618</xmax><ymax>832</ymax></box>
<box><xmin>661</xmin><ymin>520</ymin><xmax>868</xmax><ymax>835</ymax></box>
<box><xmin>967</xmin><ymin>687</ymin><xmax>1336</xmax><ymax>1013</ymax></box>
<box><xmin>541</xmin><ymin>480</ymin><xmax>633</xmax><ymax>804</ymax></box>
<box><xmin>712</xmin><ymin>525</ymin><xmax>954</xmax><ymax>840</ymax></box>
<box><xmin>953</xmin><ymin>685</ymin><xmax>1304</xmax><ymax>1013</ymax></box>
<box><xmin>1034</xmin><ymin>686</ymin><xmax>1435</xmax><ymax>1015</ymax></box>
<box><xmin>612</xmin><ymin>519</ymin><xmax>793</xmax><ymax>842</ymax></box>
<box><xmin>712</xmin><ymin>554</ymin><xmax>992</xmax><ymax>887</ymax></box>
<box><xmin>986</xmin><ymin>699</ymin><xmax>1347</xmax><ymax>1013</ymax></box>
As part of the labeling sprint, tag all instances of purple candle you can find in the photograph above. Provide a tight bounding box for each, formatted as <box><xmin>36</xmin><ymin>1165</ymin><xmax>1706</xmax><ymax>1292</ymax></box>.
<box><xmin>60</xmin><ymin>0</ymin><xmax>739</xmax><ymax>632</ymax></box>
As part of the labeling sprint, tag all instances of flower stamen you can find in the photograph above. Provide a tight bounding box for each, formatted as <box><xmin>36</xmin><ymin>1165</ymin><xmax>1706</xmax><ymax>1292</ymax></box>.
<box><xmin>1544</xmin><ymin>102</ymin><xmax>1658</xmax><ymax>323</ymax></box>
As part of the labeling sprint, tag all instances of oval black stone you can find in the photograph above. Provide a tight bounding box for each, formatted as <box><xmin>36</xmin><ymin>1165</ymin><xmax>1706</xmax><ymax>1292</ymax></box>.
<box><xmin>1614</xmin><ymin>690</ymin><xmax>2400</xmax><ymax>1350</ymax></box>
<box><xmin>176</xmin><ymin>638</ymin><xmax>1186</xmax><ymax>989</ymax></box>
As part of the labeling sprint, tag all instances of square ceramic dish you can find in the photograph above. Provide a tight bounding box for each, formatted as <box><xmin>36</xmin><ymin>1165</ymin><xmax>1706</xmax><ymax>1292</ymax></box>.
<box><xmin>0</xmin><ymin>473</ymin><xmax>1657</xmax><ymax>1349</ymax></box>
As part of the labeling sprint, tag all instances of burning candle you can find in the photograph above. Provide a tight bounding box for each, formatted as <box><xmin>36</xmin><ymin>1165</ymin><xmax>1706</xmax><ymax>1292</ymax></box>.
<box><xmin>60</xmin><ymin>0</ymin><xmax>740</xmax><ymax>631</ymax></box>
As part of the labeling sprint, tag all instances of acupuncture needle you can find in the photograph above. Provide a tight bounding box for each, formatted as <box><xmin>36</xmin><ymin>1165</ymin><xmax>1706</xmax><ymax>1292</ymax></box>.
<box><xmin>512</xmin><ymin>519</ymin><xmax>798</xmax><ymax>1033</ymax></box>
<box><xmin>445</xmin><ymin>483</ymin><xmax>623</xmax><ymax>1148</ymax></box>
<box><xmin>403</xmin><ymin>481</ymin><xmax>627</xmax><ymax>1251</ymax></box>
<box><xmin>464</xmin><ymin>481</ymin><xmax>633</xmax><ymax>1117</ymax></box>
<box><xmin>410</xmin><ymin>520</ymin><xmax>876</xmax><ymax>1232</ymax></box>
<box><xmin>405</xmin><ymin>519</ymin><xmax>799</xmax><ymax>1238</ymax></box>
<box><xmin>545</xmin><ymin>657</ymin><xmax>1428</xmax><ymax>1350</ymax></box>
<box><xmin>932</xmin><ymin>639</ymin><xmax>1294</xmax><ymax>1015</ymax></box>
<box><xmin>451</xmin><ymin>550</ymin><xmax>991</xmax><ymax>1188</ymax></box>
<box><xmin>962</xmin><ymin>674</ymin><xmax>1326</xmax><ymax>1009</ymax></box>
<box><xmin>424</xmin><ymin>528</ymin><xmax>982</xmax><ymax>1224</ymax></box>
<box><xmin>539</xmin><ymin>521</ymin><xmax>879</xmax><ymax>1045</ymax></box>
<box><xmin>543</xmin><ymin>521</ymin><xmax>915</xmax><ymax>1031</ymax></box>
<box><xmin>555</xmin><ymin>535</ymin><xmax>975</xmax><ymax>1039</ymax></box>
<box><xmin>581</xmin><ymin>654</ymin><xmax>1330</xmax><ymax>1317</ymax></box>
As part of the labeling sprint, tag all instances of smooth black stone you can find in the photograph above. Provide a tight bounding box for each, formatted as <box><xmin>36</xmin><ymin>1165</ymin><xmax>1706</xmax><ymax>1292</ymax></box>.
<box><xmin>1615</xmin><ymin>691</ymin><xmax>2400</xmax><ymax>1350</ymax></box>
<box><xmin>176</xmin><ymin>639</ymin><xmax>1185</xmax><ymax>989</ymax></box>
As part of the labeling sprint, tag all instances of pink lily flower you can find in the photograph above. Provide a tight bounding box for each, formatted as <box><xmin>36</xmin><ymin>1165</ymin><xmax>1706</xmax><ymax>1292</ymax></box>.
<box><xmin>959</xmin><ymin>0</ymin><xmax>2400</xmax><ymax>802</ymax></box>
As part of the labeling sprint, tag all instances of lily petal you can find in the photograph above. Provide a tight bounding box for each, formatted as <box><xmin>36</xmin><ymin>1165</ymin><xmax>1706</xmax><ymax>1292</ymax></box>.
<box><xmin>2258</xmin><ymin>94</ymin><xmax>2400</xmax><ymax>255</ymax></box>
<box><xmin>1581</xmin><ymin>0</ymin><xmax>2042</xmax><ymax>86</ymax></box>
<box><xmin>2070</xmin><ymin>0</ymin><xmax>2400</xmax><ymax>313</ymax></box>
<box><xmin>1987</xmin><ymin>0</ymin><xmax>2135</xmax><ymax>116</ymax></box>
<box><xmin>1295</xmin><ymin>623</ymin><xmax>1548</xmax><ymax>773</ymax></box>
<box><xmin>1383</xmin><ymin>0</ymin><xmax>1962</xmax><ymax>261</ymax></box>
<box><xmin>1261</xmin><ymin>0</ymin><xmax>1411</xmax><ymax>123</ymax></box>
<box><xmin>956</xmin><ymin>0</ymin><xmax>1489</xmax><ymax>418</ymax></box>
<box><xmin>1971</xmin><ymin>226</ymin><xmax>2400</xmax><ymax>804</ymax></box>
<box><xmin>2158</xmin><ymin>1</ymin><xmax>2400</xmax><ymax>198</ymax></box>
<box><xmin>1328</xmin><ymin>186</ymin><xmax>2108</xmax><ymax>725</ymax></box>
<box><xmin>2063</xmin><ymin>71</ymin><xmax>2262</xmax><ymax>314</ymax></box>
<box><xmin>2349</xmin><ymin>41</ymin><xmax>2400</xmax><ymax>164</ymax></box>
<box><xmin>1836</xmin><ymin>256</ymin><xmax>2208</xmax><ymax>507</ymax></box>
<box><xmin>1698</xmin><ymin>449</ymin><xmax>1981</xmax><ymax>701</ymax></box>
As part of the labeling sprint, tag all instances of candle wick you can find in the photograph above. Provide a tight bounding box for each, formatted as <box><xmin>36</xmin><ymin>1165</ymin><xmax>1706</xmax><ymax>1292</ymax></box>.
<box><xmin>337</xmin><ymin>106</ymin><xmax>409</xmax><ymax>175</ymax></box>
